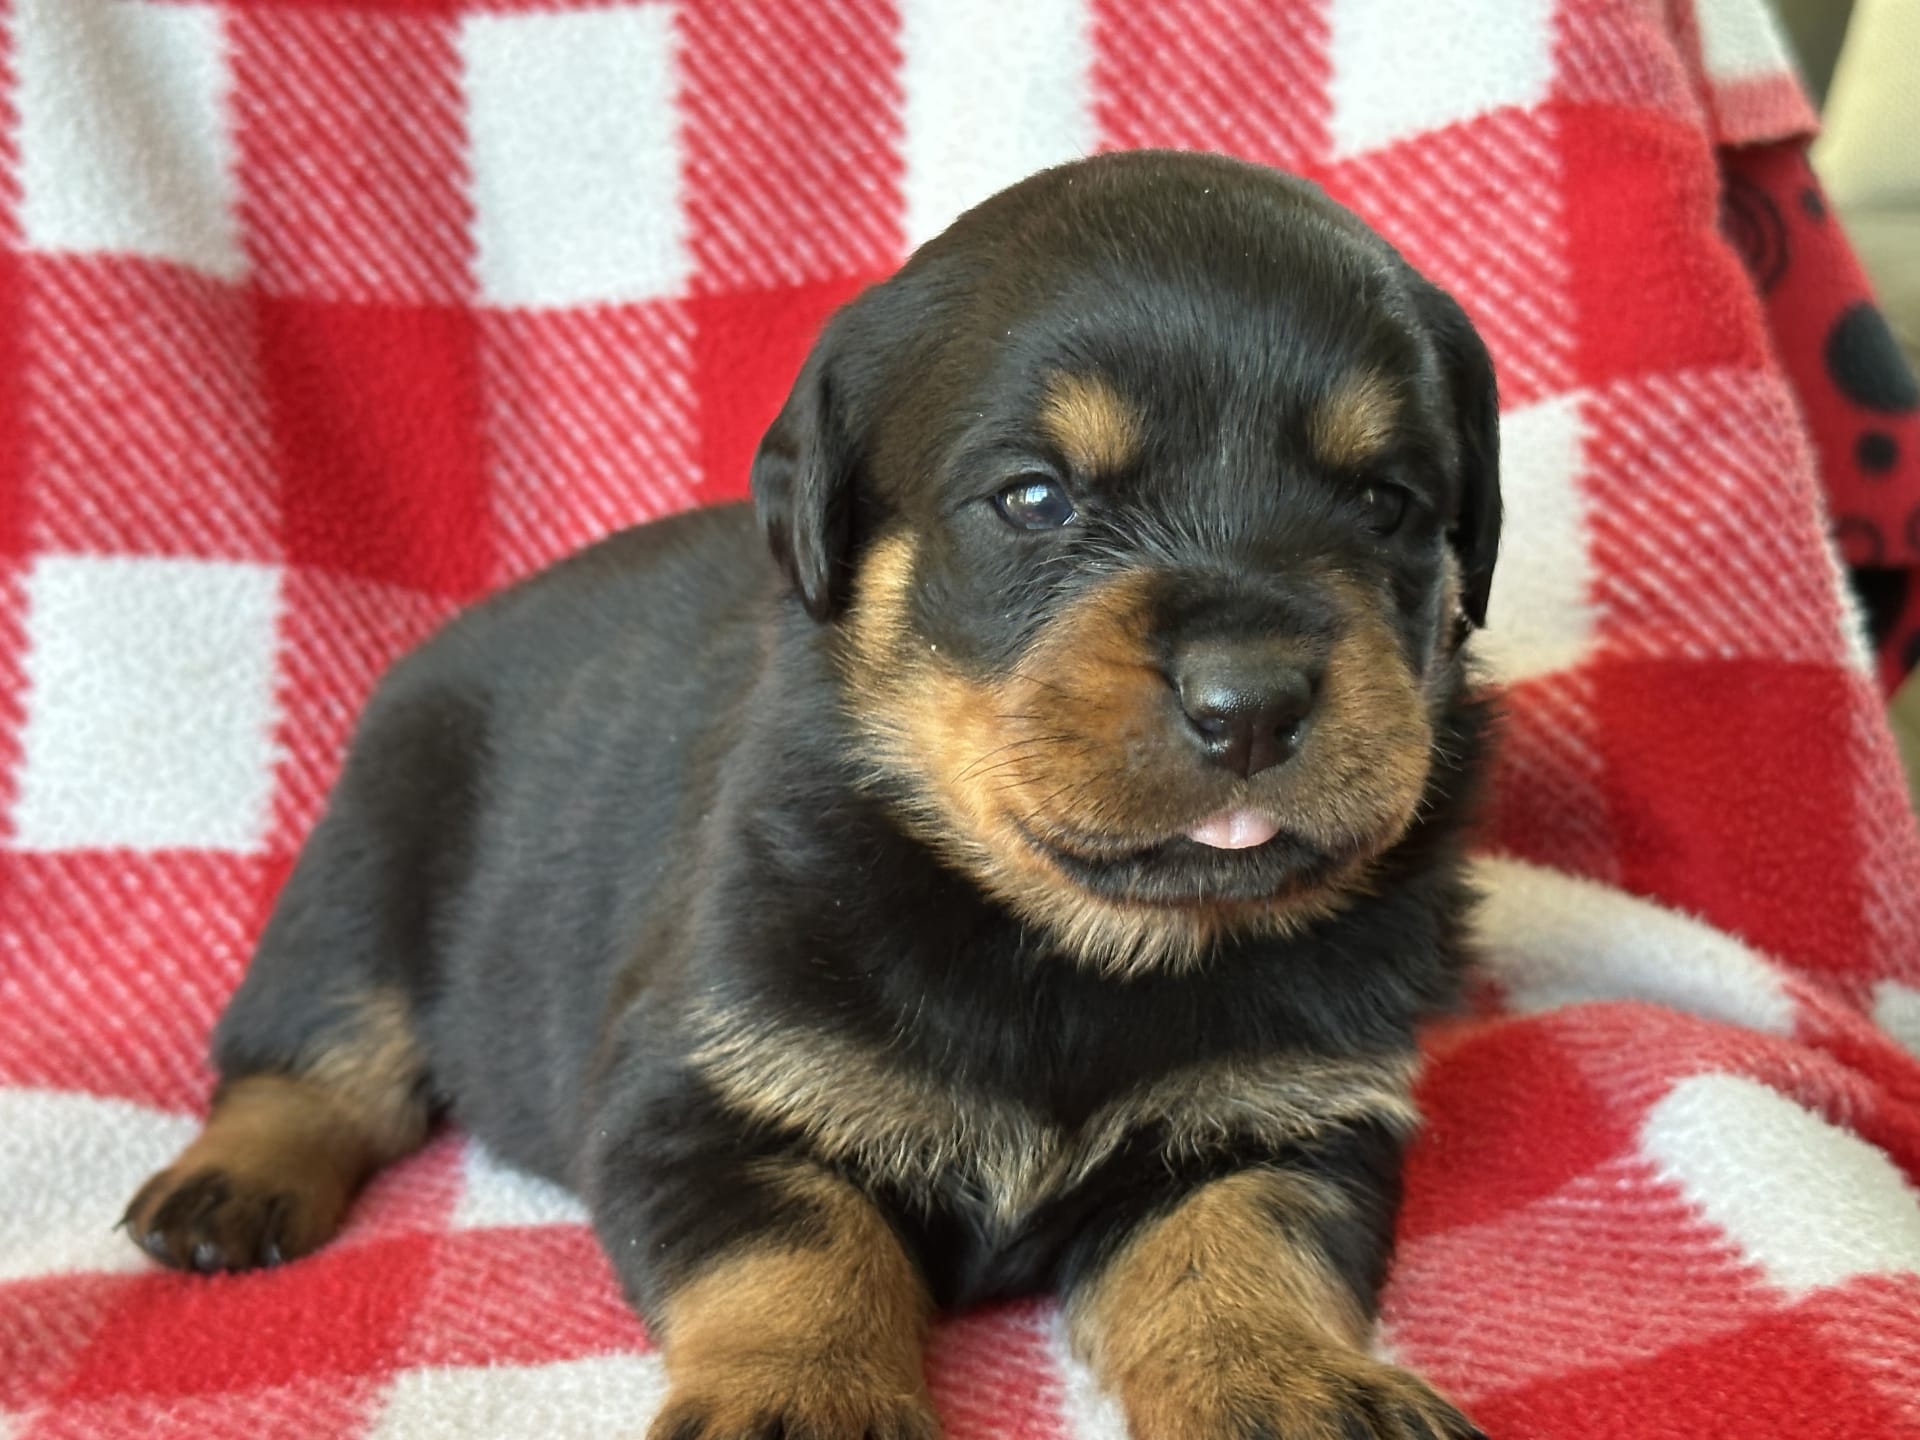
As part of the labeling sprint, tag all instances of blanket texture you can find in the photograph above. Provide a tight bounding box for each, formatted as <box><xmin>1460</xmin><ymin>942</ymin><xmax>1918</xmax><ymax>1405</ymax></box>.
<box><xmin>2</xmin><ymin>1</ymin><xmax>1919</xmax><ymax>1437</ymax></box>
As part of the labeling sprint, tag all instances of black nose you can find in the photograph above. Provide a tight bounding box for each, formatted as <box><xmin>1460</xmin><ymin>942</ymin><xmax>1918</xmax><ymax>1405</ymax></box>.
<box><xmin>1173</xmin><ymin>640</ymin><xmax>1319</xmax><ymax>778</ymax></box>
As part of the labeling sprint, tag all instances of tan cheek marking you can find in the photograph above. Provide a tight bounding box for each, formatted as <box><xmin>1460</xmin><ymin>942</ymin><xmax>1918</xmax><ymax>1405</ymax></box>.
<box><xmin>1040</xmin><ymin>372</ymin><xmax>1144</xmax><ymax>474</ymax></box>
<box><xmin>1297</xmin><ymin>577</ymin><xmax>1433</xmax><ymax>852</ymax></box>
<box><xmin>1311</xmin><ymin>369</ymin><xmax>1400</xmax><ymax>469</ymax></box>
<box><xmin>844</xmin><ymin>530</ymin><xmax>920</xmax><ymax>682</ymax></box>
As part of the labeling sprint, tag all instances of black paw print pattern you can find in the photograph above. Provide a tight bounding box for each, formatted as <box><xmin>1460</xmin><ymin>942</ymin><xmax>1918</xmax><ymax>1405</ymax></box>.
<box><xmin>1720</xmin><ymin>141</ymin><xmax>1920</xmax><ymax>686</ymax></box>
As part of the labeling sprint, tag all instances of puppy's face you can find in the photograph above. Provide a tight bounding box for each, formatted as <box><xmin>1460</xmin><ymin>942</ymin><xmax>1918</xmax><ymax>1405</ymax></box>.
<box><xmin>756</xmin><ymin>152</ymin><xmax>1500</xmax><ymax>973</ymax></box>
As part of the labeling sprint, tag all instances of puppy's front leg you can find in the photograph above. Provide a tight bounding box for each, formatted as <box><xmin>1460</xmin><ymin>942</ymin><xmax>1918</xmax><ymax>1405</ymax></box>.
<box><xmin>1068</xmin><ymin>1142</ymin><xmax>1482</xmax><ymax>1440</ymax></box>
<box><xmin>591</xmin><ymin>1111</ymin><xmax>938</xmax><ymax>1440</ymax></box>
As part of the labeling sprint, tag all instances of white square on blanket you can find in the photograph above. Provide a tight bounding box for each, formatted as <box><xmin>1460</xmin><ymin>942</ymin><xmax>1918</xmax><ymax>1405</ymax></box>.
<box><xmin>1694</xmin><ymin>0</ymin><xmax>1794</xmax><ymax>82</ymax></box>
<box><xmin>1642</xmin><ymin>1073</ymin><xmax>1920</xmax><ymax>1297</ymax></box>
<box><xmin>12</xmin><ymin>556</ymin><xmax>282</xmax><ymax>851</ymax></box>
<box><xmin>1474</xmin><ymin>393</ymin><xmax>1596</xmax><ymax>683</ymax></box>
<box><xmin>461</xmin><ymin>6</ymin><xmax>688</xmax><ymax>309</ymax></box>
<box><xmin>11</xmin><ymin>0</ymin><xmax>243</xmax><ymax>279</ymax></box>
<box><xmin>0</xmin><ymin>1091</ymin><xmax>198</xmax><ymax>1282</ymax></box>
<box><xmin>371</xmin><ymin>1354</ymin><xmax>669</xmax><ymax>1440</ymax></box>
<box><xmin>900</xmin><ymin>0</ymin><xmax>1095</xmax><ymax>249</ymax></box>
<box><xmin>1327</xmin><ymin>0</ymin><xmax>1556</xmax><ymax>157</ymax></box>
<box><xmin>1873</xmin><ymin>981</ymin><xmax>1920</xmax><ymax>1062</ymax></box>
<box><xmin>451</xmin><ymin>1139</ymin><xmax>590</xmax><ymax>1231</ymax></box>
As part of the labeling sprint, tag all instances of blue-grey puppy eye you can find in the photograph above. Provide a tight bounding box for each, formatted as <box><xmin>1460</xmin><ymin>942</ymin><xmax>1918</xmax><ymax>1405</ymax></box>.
<box><xmin>993</xmin><ymin>477</ymin><xmax>1077</xmax><ymax>530</ymax></box>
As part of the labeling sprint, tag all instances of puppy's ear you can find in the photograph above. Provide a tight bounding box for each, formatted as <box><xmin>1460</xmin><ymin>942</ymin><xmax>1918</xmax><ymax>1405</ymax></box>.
<box><xmin>1416</xmin><ymin>284</ymin><xmax>1502</xmax><ymax>629</ymax></box>
<box><xmin>752</xmin><ymin>318</ymin><xmax>860</xmax><ymax>622</ymax></box>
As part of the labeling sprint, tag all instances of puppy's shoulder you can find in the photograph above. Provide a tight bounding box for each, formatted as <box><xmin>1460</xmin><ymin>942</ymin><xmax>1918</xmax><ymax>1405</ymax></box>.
<box><xmin>472</xmin><ymin>501</ymin><xmax>768</xmax><ymax>642</ymax></box>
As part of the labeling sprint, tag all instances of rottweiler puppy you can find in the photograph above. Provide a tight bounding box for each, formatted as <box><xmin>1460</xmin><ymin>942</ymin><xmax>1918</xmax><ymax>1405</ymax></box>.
<box><xmin>125</xmin><ymin>150</ymin><xmax>1499</xmax><ymax>1440</ymax></box>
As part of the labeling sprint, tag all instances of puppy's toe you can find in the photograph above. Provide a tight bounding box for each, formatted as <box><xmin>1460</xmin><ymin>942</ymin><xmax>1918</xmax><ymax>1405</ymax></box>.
<box><xmin>647</xmin><ymin>1374</ymin><xmax>940</xmax><ymax>1440</ymax></box>
<box><xmin>1249</xmin><ymin>1356</ymin><xmax>1483</xmax><ymax>1440</ymax></box>
<box><xmin>1121</xmin><ymin>1342</ymin><xmax>1481</xmax><ymax>1440</ymax></box>
<box><xmin>122</xmin><ymin>1166</ymin><xmax>334</xmax><ymax>1273</ymax></box>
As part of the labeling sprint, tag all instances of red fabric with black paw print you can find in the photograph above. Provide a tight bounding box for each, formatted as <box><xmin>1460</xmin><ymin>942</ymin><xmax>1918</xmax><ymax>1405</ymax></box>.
<box><xmin>1720</xmin><ymin>140</ymin><xmax>1920</xmax><ymax>690</ymax></box>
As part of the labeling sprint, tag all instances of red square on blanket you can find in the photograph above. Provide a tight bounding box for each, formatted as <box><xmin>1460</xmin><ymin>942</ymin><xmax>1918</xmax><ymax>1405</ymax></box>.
<box><xmin>0</xmin><ymin>852</ymin><xmax>272</xmax><ymax>1110</ymax></box>
<box><xmin>55</xmin><ymin>1236</ymin><xmax>435</xmax><ymax>1401</ymax></box>
<box><xmin>0</xmin><ymin>250</ymin><xmax>28</xmax><ymax>562</ymax></box>
<box><xmin>1582</xmin><ymin>367</ymin><xmax>1847</xmax><ymax>666</ymax></box>
<box><xmin>269</xmin><ymin>567</ymin><xmax>458</xmax><ymax>844</ymax></box>
<box><xmin>1323</xmin><ymin>109</ymin><xmax>1574</xmax><ymax>410</ymax></box>
<box><xmin>678</xmin><ymin>0</ymin><xmax>904</xmax><ymax>291</ymax></box>
<box><xmin>229</xmin><ymin>8</ymin><xmax>472</xmax><ymax>305</ymax></box>
<box><xmin>1470</xmin><ymin>1303</ymin><xmax>1909</xmax><ymax>1439</ymax></box>
<box><xmin>398</xmin><ymin>1224</ymin><xmax>646</xmax><ymax>1370</ymax></box>
<box><xmin>1560</xmin><ymin>104</ymin><xmax>1772</xmax><ymax>386</ymax></box>
<box><xmin>1592</xmin><ymin>657</ymin><xmax>1871</xmax><ymax>980</ymax></box>
<box><xmin>1093</xmin><ymin>0</ymin><xmax>1331</xmax><ymax>170</ymax></box>
<box><xmin>1482</xmin><ymin>671</ymin><xmax>1623</xmax><ymax>882</ymax></box>
<box><xmin>0</xmin><ymin>568</ymin><xmax>23</xmax><ymax>829</ymax></box>
<box><xmin>1398</xmin><ymin>1014</ymin><xmax>1637</xmax><ymax>1239</ymax></box>
<box><xmin>478</xmin><ymin>302</ymin><xmax>699</xmax><ymax>584</ymax></box>
<box><xmin>0</xmin><ymin>1273</ymin><xmax>134</xmax><ymax>1412</ymax></box>
<box><xmin>28</xmin><ymin>1375</ymin><xmax>388</xmax><ymax>1440</ymax></box>
<box><xmin>260</xmin><ymin>294</ymin><xmax>491</xmax><ymax>599</ymax></box>
<box><xmin>16</xmin><ymin>255</ymin><xmax>279</xmax><ymax>564</ymax></box>
<box><xmin>687</xmin><ymin>277</ymin><xmax>875</xmax><ymax>508</ymax></box>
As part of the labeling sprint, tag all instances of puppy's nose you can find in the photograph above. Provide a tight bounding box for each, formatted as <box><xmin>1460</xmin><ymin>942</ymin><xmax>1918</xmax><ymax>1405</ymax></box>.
<box><xmin>1173</xmin><ymin>641</ymin><xmax>1319</xmax><ymax>778</ymax></box>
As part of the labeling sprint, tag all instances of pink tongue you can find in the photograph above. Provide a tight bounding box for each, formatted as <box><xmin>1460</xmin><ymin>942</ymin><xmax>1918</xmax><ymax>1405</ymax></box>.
<box><xmin>1183</xmin><ymin>809</ymin><xmax>1281</xmax><ymax>850</ymax></box>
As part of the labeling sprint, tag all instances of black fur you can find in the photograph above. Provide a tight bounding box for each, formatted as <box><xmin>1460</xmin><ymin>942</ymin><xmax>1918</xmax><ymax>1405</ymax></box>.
<box><xmin>200</xmin><ymin>151</ymin><xmax>1498</xmax><ymax>1374</ymax></box>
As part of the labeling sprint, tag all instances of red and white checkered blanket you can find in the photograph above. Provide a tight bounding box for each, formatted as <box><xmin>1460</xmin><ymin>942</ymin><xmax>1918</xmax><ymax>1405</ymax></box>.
<box><xmin>3</xmin><ymin>1</ymin><xmax>1918</xmax><ymax>1436</ymax></box>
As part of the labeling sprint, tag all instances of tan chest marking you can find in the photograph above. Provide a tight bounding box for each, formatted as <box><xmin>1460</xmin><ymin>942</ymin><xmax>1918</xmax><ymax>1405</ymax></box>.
<box><xmin>687</xmin><ymin>1002</ymin><xmax>1418</xmax><ymax>1229</ymax></box>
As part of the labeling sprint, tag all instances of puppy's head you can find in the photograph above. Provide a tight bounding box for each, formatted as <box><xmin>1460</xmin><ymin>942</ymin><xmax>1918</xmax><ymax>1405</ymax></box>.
<box><xmin>754</xmin><ymin>151</ymin><xmax>1500</xmax><ymax>975</ymax></box>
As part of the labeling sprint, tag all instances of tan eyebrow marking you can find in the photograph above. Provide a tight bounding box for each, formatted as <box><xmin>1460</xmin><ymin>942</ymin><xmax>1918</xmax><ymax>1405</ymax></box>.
<box><xmin>1311</xmin><ymin>369</ymin><xmax>1400</xmax><ymax>469</ymax></box>
<box><xmin>1040</xmin><ymin>372</ymin><xmax>1144</xmax><ymax>473</ymax></box>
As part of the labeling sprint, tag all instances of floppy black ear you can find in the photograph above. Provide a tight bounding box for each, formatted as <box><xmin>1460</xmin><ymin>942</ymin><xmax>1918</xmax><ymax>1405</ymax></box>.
<box><xmin>752</xmin><ymin>320</ymin><xmax>859</xmax><ymax>622</ymax></box>
<box><xmin>1417</xmin><ymin>284</ymin><xmax>1503</xmax><ymax>629</ymax></box>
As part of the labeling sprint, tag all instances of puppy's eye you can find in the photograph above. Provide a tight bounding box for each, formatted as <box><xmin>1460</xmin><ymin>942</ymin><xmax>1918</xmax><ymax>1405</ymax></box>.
<box><xmin>993</xmin><ymin>477</ymin><xmax>1077</xmax><ymax>530</ymax></box>
<box><xmin>1359</xmin><ymin>482</ymin><xmax>1410</xmax><ymax>536</ymax></box>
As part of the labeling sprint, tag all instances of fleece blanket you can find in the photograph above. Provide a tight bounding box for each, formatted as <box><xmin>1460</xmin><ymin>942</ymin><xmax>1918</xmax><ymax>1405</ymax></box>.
<box><xmin>2</xmin><ymin>1</ymin><xmax>1918</xmax><ymax>1436</ymax></box>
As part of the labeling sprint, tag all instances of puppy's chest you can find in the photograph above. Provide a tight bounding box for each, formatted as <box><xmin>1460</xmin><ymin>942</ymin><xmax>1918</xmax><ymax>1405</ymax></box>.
<box><xmin>687</xmin><ymin>1004</ymin><xmax>1417</xmax><ymax>1232</ymax></box>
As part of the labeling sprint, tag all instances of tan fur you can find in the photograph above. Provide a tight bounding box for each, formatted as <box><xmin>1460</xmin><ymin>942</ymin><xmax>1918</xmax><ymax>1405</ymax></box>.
<box><xmin>689</xmin><ymin>997</ymin><xmax>1418</xmax><ymax>1229</ymax></box>
<box><xmin>1308</xmin><ymin>574</ymin><xmax>1436</xmax><ymax>849</ymax></box>
<box><xmin>1311</xmin><ymin>369</ymin><xmax>1400</xmax><ymax>469</ymax></box>
<box><xmin>124</xmin><ymin>986</ymin><xmax>430</xmax><ymax>1265</ymax></box>
<box><xmin>841</xmin><ymin>534</ymin><xmax>1434</xmax><ymax>975</ymax></box>
<box><xmin>1039</xmin><ymin>371</ymin><xmax>1143</xmax><ymax>473</ymax></box>
<box><xmin>649</xmin><ymin>1161</ymin><xmax>937</xmax><ymax>1440</ymax></box>
<box><xmin>296</xmin><ymin>987</ymin><xmax>433</xmax><ymax>1159</ymax></box>
<box><xmin>1070</xmin><ymin>1169</ymin><xmax>1471</xmax><ymax>1440</ymax></box>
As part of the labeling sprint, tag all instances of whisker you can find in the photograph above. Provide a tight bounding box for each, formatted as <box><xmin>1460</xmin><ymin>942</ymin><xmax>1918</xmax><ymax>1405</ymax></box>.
<box><xmin>1003</xmin><ymin>669</ymin><xmax>1073</xmax><ymax>698</ymax></box>
<box><xmin>954</xmin><ymin>734</ymin><xmax>1079</xmax><ymax>782</ymax></box>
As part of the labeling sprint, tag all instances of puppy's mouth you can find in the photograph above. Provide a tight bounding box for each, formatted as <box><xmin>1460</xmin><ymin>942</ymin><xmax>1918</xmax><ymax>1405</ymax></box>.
<box><xmin>1014</xmin><ymin>810</ymin><xmax>1347</xmax><ymax>907</ymax></box>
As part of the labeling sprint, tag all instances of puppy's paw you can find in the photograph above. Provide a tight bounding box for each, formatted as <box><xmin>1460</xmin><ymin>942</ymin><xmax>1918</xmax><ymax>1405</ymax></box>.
<box><xmin>1126</xmin><ymin>1347</ymin><xmax>1483</xmax><ymax>1440</ymax></box>
<box><xmin>121</xmin><ymin>1166</ymin><xmax>343</xmax><ymax>1274</ymax></box>
<box><xmin>647</xmin><ymin>1363</ymin><xmax>940</xmax><ymax>1440</ymax></box>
